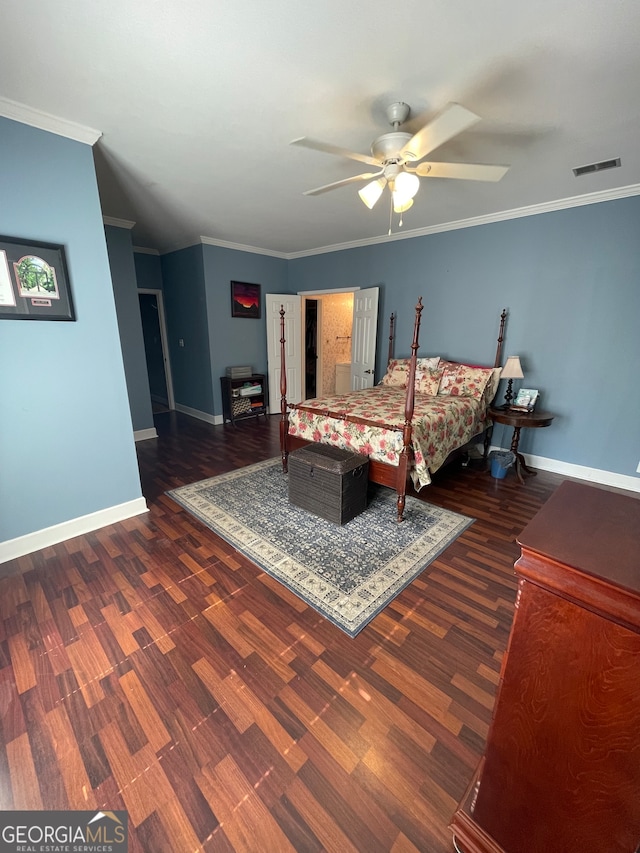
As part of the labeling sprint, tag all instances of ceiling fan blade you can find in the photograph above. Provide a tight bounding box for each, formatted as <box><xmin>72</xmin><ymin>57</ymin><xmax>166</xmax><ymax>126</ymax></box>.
<box><xmin>303</xmin><ymin>171</ymin><xmax>383</xmax><ymax>196</ymax></box>
<box><xmin>401</xmin><ymin>103</ymin><xmax>481</xmax><ymax>163</ymax></box>
<box><xmin>415</xmin><ymin>161</ymin><xmax>510</xmax><ymax>181</ymax></box>
<box><xmin>291</xmin><ymin>137</ymin><xmax>380</xmax><ymax>167</ymax></box>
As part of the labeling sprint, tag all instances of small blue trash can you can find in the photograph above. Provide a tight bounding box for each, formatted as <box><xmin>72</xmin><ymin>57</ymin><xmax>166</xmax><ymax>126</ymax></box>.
<box><xmin>489</xmin><ymin>450</ymin><xmax>515</xmax><ymax>479</ymax></box>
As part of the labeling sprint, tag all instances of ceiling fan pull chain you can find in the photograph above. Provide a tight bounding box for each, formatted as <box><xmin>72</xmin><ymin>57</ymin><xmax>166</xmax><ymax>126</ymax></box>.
<box><xmin>387</xmin><ymin>194</ymin><xmax>393</xmax><ymax>236</ymax></box>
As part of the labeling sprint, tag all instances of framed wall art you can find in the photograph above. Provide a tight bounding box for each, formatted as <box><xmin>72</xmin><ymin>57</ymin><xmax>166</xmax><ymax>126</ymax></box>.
<box><xmin>230</xmin><ymin>280</ymin><xmax>261</xmax><ymax>319</ymax></box>
<box><xmin>0</xmin><ymin>235</ymin><xmax>75</xmax><ymax>321</ymax></box>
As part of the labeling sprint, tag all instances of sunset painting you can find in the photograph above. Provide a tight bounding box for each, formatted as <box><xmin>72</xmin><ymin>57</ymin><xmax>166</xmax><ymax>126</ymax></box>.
<box><xmin>231</xmin><ymin>281</ymin><xmax>261</xmax><ymax>318</ymax></box>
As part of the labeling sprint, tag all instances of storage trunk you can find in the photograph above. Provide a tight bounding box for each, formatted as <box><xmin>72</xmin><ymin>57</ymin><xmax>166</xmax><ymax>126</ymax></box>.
<box><xmin>288</xmin><ymin>444</ymin><xmax>369</xmax><ymax>525</ymax></box>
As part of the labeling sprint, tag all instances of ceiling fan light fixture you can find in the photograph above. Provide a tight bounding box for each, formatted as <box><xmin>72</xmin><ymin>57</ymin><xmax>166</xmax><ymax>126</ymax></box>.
<box><xmin>294</xmin><ymin>101</ymin><xmax>510</xmax><ymax>223</ymax></box>
<box><xmin>393</xmin><ymin>195</ymin><xmax>414</xmax><ymax>214</ymax></box>
<box><xmin>394</xmin><ymin>170</ymin><xmax>420</xmax><ymax>201</ymax></box>
<box><xmin>358</xmin><ymin>178</ymin><xmax>386</xmax><ymax>209</ymax></box>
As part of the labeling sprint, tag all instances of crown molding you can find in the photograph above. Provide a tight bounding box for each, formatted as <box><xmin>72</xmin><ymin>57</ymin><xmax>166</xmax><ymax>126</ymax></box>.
<box><xmin>284</xmin><ymin>183</ymin><xmax>640</xmax><ymax>259</ymax></box>
<box><xmin>103</xmin><ymin>216</ymin><xmax>136</xmax><ymax>229</ymax></box>
<box><xmin>0</xmin><ymin>96</ymin><xmax>101</xmax><ymax>145</ymax></box>
<box><xmin>137</xmin><ymin>182</ymin><xmax>640</xmax><ymax>259</ymax></box>
<box><xmin>199</xmin><ymin>235</ymin><xmax>288</xmax><ymax>259</ymax></box>
<box><xmin>132</xmin><ymin>245</ymin><xmax>160</xmax><ymax>255</ymax></box>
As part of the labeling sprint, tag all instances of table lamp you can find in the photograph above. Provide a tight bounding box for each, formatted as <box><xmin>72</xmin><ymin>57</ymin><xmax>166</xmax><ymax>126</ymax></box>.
<box><xmin>500</xmin><ymin>356</ymin><xmax>524</xmax><ymax>408</ymax></box>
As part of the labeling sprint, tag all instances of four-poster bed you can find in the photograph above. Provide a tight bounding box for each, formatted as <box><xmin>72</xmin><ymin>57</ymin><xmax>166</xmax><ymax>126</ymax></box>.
<box><xmin>279</xmin><ymin>300</ymin><xmax>507</xmax><ymax>521</ymax></box>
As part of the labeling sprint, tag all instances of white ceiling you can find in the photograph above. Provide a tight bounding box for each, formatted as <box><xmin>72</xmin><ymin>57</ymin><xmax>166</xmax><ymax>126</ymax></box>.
<box><xmin>2</xmin><ymin>0</ymin><xmax>639</xmax><ymax>256</ymax></box>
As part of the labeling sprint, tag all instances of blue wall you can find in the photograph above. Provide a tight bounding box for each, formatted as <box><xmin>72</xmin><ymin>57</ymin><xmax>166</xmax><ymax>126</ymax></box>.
<box><xmin>145</xmin><ymin>199</ymin><xmax>640</xmax><ymax>482</ymax></box>
<box><xmin>158</xmin><ymin>244</ymin><xmax>288</xmax><ymax>416</ymax></box>
<box><xmin>134</xmin><ymin>251</ymin><xmax>163</xmax><ymax>291</ymax></box>
<box><xmin>290</xmin><ymin>197</ymin><xmax>640</xmax><ymax>478</ymax></box>
<box><xmin>105</xmin><ymin>225</ymin><xmax>154</xmax><ymax>432</ymax></box>
<box><xmin>0</xmin><ymin>117</ymin><xmax>144</xmax><ymax>544</ymax></box>
<box><xmin>4</xmin><ymin>114</ymin><xmax>635</xmax><ymax>553</ymax></box>
<box><xmin>160</xmin><ymin>245</ymin><xmax>214</xmax><ymax>414</ymax></box>
<box><xmin>201</xmin><ymin>244</ymin><xmax>288</xmax><ymax>413</ymax></box>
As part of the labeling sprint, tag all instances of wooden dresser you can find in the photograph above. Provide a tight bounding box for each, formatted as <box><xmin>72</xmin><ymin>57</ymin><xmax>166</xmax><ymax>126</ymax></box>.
<box><xmin>450</xmin><ymin>480</ymin><xmax>640</xmax><ymax>853</ymax></box>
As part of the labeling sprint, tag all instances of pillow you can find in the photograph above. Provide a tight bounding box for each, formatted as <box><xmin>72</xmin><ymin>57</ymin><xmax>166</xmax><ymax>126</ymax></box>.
<box><xmin>381</xmin><ymin>358</ymin><xmax>411</xmax><ymax>387</ymax></box>
<box><xmin>438</xmin><ymin>362</ymin><xmax>493</xmax><ymax>399</ymax></box>
<box><xmin>418</xmin><ymin>356</ymin><xmax>441</xmax><ymax>370</ymax></box>
<box><xmin>415</xmin><ymin>366</ymin><xmax>444</xmax><ymax>395</ymax></box>
<box><xmin>381</xmin><ymin>356</ymin><xmax>441</xmax><ymax>388</ymax></box>
<box><xmin>481</xmin><ymin>367</ymin><xmax>502</xmax><ymax>405</ymax></box>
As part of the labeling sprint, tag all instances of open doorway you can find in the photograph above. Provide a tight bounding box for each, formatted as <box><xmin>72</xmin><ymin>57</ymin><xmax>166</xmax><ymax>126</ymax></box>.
<box><xmin>304</xmin><ymin>291</ymin><xmax>354</xmax><ymax>396</ymax></box>
<box><xmin>304</xmin><ymin>299</ymin><xmax>318</xmax><ymax>398</ymax></box>
<box><xmin>138</xmin><ymin>289</ymin><xmax>174</xmax><ymax>413</ymax></box>
<box><xmin>266</xmin><ymin>287</ymin><xmax>378</xmax><ymax>409</ymax></box>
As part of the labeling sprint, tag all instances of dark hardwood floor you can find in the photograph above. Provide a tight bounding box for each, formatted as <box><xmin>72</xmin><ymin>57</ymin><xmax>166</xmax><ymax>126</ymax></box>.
<box><xmin>0</xmin><ymin>412</ymin><xmax>566</xmax><ymax>852</ymax></box>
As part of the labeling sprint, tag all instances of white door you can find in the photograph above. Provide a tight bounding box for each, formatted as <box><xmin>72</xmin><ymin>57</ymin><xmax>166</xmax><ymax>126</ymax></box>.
<box><xmin>351</xmin><ymin>287</ymin><xmax>379</xmax><ymax>390</ymax></box>
<box><xmin>265</xmin><ymin>294</ymin><xmax>302</xmax><ymax>412</ymax></box>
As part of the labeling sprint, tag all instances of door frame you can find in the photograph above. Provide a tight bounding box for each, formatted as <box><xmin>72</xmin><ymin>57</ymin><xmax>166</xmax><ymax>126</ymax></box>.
<box><xmin>272</xmin><ymin>286</ymin><xmax>381</xmax><ymax>400</ymax></box>
<box><xmin>138</xmin><ymin>288</ymin><xmax>175</xmax><ymax>411</ymax></box>
<box><xmin>302</xmin><ymin>295</ymin><xmax>324</xmax><ymax>399</ymax></box>
<box><xmin>299</xmin><ymin>287</ymin><xmax>362</xmax><ymax>395</ymax></box>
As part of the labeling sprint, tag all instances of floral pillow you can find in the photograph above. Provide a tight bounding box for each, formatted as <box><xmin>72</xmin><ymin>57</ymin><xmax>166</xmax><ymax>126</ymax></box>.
<box><xmin>438</xmin><ymin>361</ymin><xmax>493</xmax><ymax>399</ymax></box>
<box><xmin>415</xmin><ymin>366</ymin><xmax>444</xmax><ymax>395</ymax></box>
<box><xmin>481</xmin><ymin>367</ymin><xmax>502</xmax><ymax>404</ymax></box>
<box><xmin>381</xmin><ymin>356</ymin><xmax>440</xmax><ymax>388</ymax></box>
<box><xmin>381</xmin><ymin>358</ymin><xmax>410</xmax><ymax>387</ymax></box>
<box><xmin>418</xmin><ymin>356</ymin><xmax>441</xmax><ymax>370</ymax></box>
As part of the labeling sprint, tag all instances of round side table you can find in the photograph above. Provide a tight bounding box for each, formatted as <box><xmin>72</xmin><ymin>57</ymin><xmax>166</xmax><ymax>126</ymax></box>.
<box><xmin>487</xmin><ymin>407</ymin><xmax>555</xmax><ymax>484</ymax></box>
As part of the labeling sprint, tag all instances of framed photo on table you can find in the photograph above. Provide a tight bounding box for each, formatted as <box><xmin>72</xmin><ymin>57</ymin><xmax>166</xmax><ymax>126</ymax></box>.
<box><xmin>510</xmin><ymin>388</ymin><xmax>539</xmax><ymax>412</ymax></box>
<box><xmin>0</xmin><ymin>235</ymin><xmax>75</xmax><ymax>321</ymax></box>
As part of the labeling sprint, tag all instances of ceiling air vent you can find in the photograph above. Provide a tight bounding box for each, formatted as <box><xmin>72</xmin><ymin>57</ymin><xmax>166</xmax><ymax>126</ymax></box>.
<box><xmin>573</xmin><ymin>158</ymin><xmax>621</xmax><ymax>177</ymax></box>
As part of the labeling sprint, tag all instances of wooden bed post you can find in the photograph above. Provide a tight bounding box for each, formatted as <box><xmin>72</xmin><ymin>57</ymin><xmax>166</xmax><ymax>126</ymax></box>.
<box><xmin>388</xmin><ymin>312</ymin><xmax>396</xmax><ymax>365</ymax></box>
<box><xmin>397</xmin><ymin>297</ymin><xmax>424</xmax><ymax>522</ymax></box>
<box><xmin>279</xmin><ymin>305</ymin><xmax>289</xmax><ymax>473</ymax></box>
<box><xmin>484</xmin><ymin>308</ymin><xmax>509</xmax><ymax>459</ymax></box>
<box><xmin>279</xmin><ymin>302</ymin><xmax>425</xmax><ymax>523</ymax></box>
<box><xmin>494</xmin><ymin>308</ymin><xmax>507</xmax><ymax>368</ymax></box>
<box><xmin>279</xmin><ymin>307</ymin><xmax>399</xmax><ymax>473</ymax></box>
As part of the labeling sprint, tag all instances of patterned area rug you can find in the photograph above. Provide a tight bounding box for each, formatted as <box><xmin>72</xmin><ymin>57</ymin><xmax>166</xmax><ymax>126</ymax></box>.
<box><xmin>167</xmin><ymin>458</ymin><xmax>473</xmax><ymax>637</ymax></box>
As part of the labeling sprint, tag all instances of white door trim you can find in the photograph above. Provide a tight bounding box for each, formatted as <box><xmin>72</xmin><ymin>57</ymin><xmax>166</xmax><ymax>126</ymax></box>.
<box><xmin>298</xmin><ymin>287</ymin><xmax>361</xmax><ymax>296</ymax></box>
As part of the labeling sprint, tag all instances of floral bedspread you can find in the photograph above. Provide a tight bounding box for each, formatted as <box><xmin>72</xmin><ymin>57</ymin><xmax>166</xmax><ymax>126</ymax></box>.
<box><xmin>287</xmin><ymin>386</ymin><xmax>488</xmax><ymax>489</ymax></box>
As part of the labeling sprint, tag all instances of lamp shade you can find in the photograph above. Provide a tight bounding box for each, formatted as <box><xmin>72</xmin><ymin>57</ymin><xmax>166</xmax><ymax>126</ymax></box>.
<box><xmin>358</xmin><ymin>178</ymin><xmax>386</xmax><ymax>209</ymax></box>
<box><xmin>500</xmin><ymin>355</ymin><xmax>524</xmax><ymax>380</ymax></box>
<box><xmin>393</xmin><ymin>195</ymin><xmax>414</xmax><ymax>213</ymax></box>
<box><xmin>394</xmin><ymin>171</ymin><xmax>420</xmax><ymax>201</ymax></box>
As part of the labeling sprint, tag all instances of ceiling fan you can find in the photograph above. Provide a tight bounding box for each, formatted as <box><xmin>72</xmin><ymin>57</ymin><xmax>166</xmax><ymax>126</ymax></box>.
<box><xmin>291</xmin><ymin>102</ymin><xmax>509</xmax><ymax>223</ymax></box>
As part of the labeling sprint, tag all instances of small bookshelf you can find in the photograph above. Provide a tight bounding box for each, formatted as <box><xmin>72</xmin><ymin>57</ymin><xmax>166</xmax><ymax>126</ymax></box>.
<box><xmin>220</xmin><ymin>374</ymin><xmax>268</xmax><ymax>425</ymax></box>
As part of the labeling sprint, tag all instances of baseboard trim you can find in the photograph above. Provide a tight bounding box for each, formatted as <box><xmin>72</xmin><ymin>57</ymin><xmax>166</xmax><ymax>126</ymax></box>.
<box><xmin>2</xmin><ymin>448</ymin><xmax>635</xmax><ymax>570</ymax></box>
<box><xmin>0</xmin><ymin>497</ymin><xmax>149</xmax><ymax>568</ymax></box>
<box><xmin>174</xmin><ymin>403</ymin><xmax>223</xmax><ymax>425</ymax></box>
<box><xmin>525</xmin><ymin>452</ymin><xmax>640</xmax><ymax>493</ymax></box>
<box><xmin>134</xmin><ymin>427</ymin><xmax>158</xmax><ymax>442</ymax></box>
<box><xmin>484</xmin><ymin>443</ymin><xmax>640</xmax><ymax>494</ymax></box>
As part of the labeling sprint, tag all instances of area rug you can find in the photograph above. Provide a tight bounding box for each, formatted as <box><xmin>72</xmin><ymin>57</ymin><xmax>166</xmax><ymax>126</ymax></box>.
<box><xmin>167</xmin><ymin>458</ymin><xmax>473</xmax><ymax>637</ymax></box>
